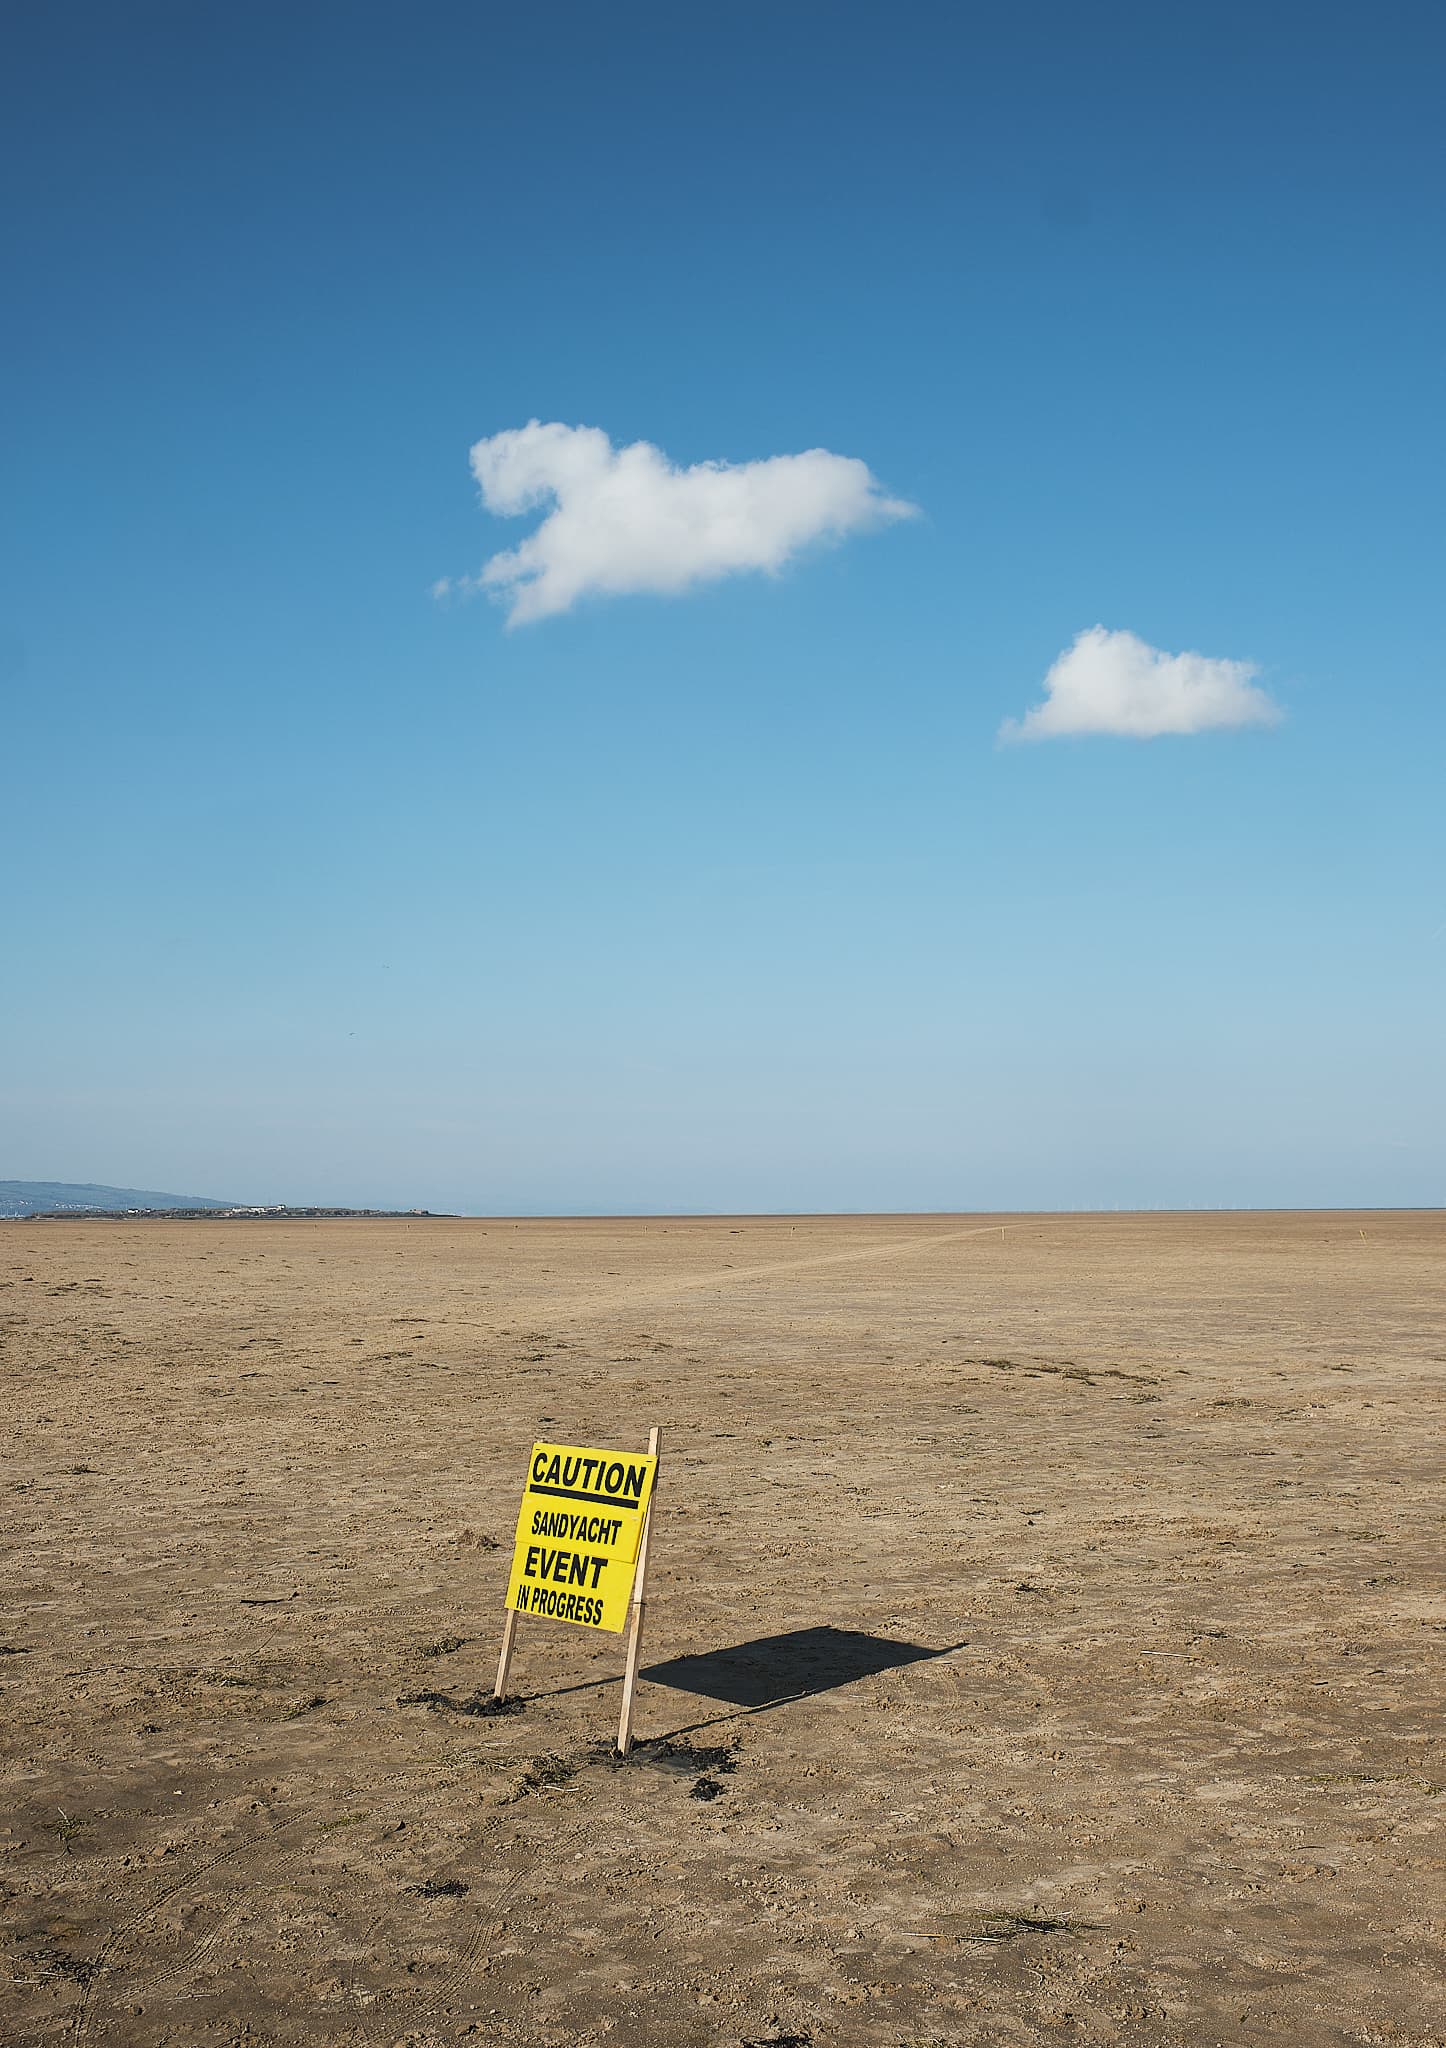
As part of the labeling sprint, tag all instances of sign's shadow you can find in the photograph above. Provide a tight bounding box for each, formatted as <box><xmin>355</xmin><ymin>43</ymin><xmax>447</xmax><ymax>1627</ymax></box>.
<box><xmin>643</xmin><ymin>1625</ymin><xmax>962</xmax><ymax>1713</ymax></box>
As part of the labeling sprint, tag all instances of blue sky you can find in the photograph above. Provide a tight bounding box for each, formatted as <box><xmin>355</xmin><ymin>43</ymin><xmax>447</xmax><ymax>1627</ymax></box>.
<box><xmin>3</xmin><ymin>0</ymin><xmax>1442</xmax><ymax>1211</ymax></box>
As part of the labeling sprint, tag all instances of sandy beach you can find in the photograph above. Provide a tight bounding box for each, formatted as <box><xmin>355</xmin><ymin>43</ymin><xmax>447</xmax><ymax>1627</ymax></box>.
<box><xmin>2</xmin><ymin>1211</ymin><xmax>1441</xmax><ymax>2046</ymax></box>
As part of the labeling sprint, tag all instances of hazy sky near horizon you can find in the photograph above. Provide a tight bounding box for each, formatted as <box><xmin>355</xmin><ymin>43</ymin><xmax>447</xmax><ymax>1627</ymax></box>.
<box><xmin>4</xmin><ymin>1</ymin><xmax>1443</xmax><ymax>1213</ymax></box>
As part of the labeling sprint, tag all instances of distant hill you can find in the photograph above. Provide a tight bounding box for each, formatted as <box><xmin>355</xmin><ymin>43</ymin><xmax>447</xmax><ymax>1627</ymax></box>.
<box><xmin>0</xmin><ymin>1180</ymin><xmax>233</xmax><ymax>1218</ymax></box>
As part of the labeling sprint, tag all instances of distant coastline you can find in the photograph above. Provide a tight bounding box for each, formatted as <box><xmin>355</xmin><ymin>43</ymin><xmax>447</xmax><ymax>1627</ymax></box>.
<box><xmin>12</xmin><ymin>1205</ymin><xmax>444</xmax><ymax>1222</ymax></box>
<box><xmin>0</xmin><ymin>1182</ymin><xmax>443</xmax><ymax>1221</ymax></box>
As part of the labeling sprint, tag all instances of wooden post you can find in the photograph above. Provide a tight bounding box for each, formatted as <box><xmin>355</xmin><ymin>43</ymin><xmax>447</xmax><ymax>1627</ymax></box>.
<box><xmin>616</xmin><ymin>1425</ymin><xmax>661</xmax><ymax>1757</ymax></box>
<box><xmin>493</xmin><ymin>1603</ymin><xmax>519</xmax><ymax>1701</ymax></box>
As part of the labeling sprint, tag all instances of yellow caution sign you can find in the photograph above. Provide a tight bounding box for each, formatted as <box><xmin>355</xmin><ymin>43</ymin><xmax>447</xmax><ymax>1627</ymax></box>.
<box><xmin>504</xmin><ymin>1440</ymin><xmax>658</xmax><ymax>1633</ymax></box>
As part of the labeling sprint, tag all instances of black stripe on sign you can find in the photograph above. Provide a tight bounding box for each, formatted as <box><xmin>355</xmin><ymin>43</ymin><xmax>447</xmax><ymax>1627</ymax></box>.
<box><xmin>528</xmin><ymin>1483</ymin><xmax>643</xmax><ymax>1509</ymax></box>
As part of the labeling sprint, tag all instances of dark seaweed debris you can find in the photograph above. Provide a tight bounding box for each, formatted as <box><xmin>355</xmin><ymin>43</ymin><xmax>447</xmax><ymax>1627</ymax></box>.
<box><xmin>396</xmin><ymin>1690</ymin><xmax>524</xmax><ymax>1717</ymax></box>
<box><xmin>961</xmin><ymin>1910</ymin><xmax>1086</xmax><ymax>1941</ymax></box>
<box><xmin>610</xmin><ymin>1737</ymin><xmax>738</xmax><ymax>1775</ymax></box>
<box><xmin>605</xmin><ymin>1735</ymin><xmax>739</xmax><ymax>1801</ymax></box>
<box><xmin>510</xmin><ymin>1753</ymin><xmax>579</xmax><ymax>1796</ymax></box>
<box><xmin>20</xmin><ymin>1943</ymin><xmax>95</xmax><ymax>1985</ymax></box>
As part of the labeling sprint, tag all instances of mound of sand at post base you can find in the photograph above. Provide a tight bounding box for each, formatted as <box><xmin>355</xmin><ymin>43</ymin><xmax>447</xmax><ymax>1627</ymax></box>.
<box><xmin>1</xmin><ymin>1210</ymin><xmax>1442</xmax><ymax>2047</ymax></box>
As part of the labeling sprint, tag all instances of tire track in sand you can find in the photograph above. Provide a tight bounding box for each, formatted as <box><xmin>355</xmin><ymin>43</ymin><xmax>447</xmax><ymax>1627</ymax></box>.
<box><xmin>506</xmin><ymin>1221</ymin><xmax>1011</xmax><ymax>1329</ymax></box>
<box><xmin>64</xmin><ymin>1764</ymin><xmax>519</xmax><ymax>2044</ymax></box>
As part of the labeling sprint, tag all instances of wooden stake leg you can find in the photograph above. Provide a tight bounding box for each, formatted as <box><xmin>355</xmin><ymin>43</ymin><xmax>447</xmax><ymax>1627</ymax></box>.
<box><xmin>617</xmin><ymin>1425</ymin><xmax>661</xmax><ymax>1756</ymax></box>
<box><xmin>493</xmin><ymin>1604</ymin><xmax>519</xmax><ymax>1700</ymax></box>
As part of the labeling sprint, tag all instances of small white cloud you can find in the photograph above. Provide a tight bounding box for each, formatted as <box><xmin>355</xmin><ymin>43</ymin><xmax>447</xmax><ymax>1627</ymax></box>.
<box><xmin>1001</xmin><ymin>625</ymin><xmax>1282</xmax><ymax>741</ymax></box>
<box><xmin>429</xmin><ymin>576</ymin><xmax>453</xmax><ymax>600</ymax></box>
<box><xmin>452</xmin><ymin>420</ymin><xmax>917</xmax><ymax>626</ymax></box>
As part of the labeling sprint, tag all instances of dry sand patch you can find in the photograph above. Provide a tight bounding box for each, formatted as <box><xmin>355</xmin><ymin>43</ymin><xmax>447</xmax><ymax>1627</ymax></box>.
<box><xmin>1</xmin><ymin>1211</ymin><xmax>1442</xmax><ymax>2046</ymax></box>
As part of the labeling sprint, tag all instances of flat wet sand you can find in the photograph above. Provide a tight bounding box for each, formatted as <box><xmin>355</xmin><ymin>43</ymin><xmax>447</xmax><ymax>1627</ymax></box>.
<box><xmin>1</xmin><ymin>1211</ymin><xmax>1442</xmax><ymax>2046</ymax></box>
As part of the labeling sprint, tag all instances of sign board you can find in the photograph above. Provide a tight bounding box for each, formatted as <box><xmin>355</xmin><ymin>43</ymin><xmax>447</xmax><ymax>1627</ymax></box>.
<box><xmin>504</xmin><ymin>1440</ymin><xmax>659</xmax><ymax>1633</ymax></box>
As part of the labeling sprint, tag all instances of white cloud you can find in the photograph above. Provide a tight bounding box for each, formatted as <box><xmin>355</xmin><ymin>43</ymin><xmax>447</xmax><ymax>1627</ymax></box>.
<box><xmin>1001</xmin><ymin>625</ymin><xmax>1282</xmax><ymax>741</ymax></box>
<box><xmin>449</xmin><ymin>420</ymin><xmax>917</xmax><ymax>625</ymax></box>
